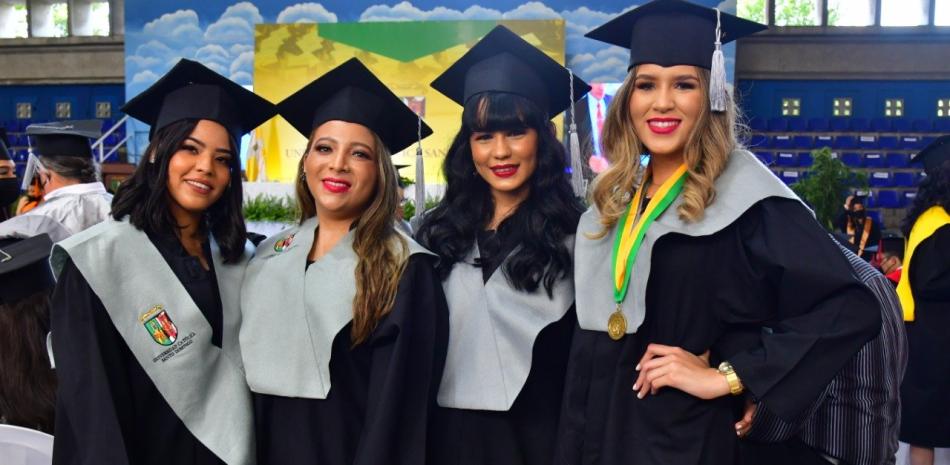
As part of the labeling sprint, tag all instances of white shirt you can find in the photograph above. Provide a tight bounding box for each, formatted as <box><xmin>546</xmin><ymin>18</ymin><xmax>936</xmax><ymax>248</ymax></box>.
<box><xmin>0</xmin><ymin>182</ymin><xmax>112</xmax><ymax>241</ymax></box>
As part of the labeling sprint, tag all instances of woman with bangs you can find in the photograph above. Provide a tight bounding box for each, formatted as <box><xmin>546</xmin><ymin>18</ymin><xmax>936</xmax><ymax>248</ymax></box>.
<box><xmin>49</xmin><ymin>59</ymin><xmax>275</xmax><ymax>465</ymax></box>
<box><xmin>416</xmin><ymin>26</ymin><xmax>589</xmax><ymax>465</ymax></box>
<box><xmin>557</xmin><ymin>2</ymin><xmax>880</xmax><ymax>465</ymax></box>
<box><xmin>239</xmin><ymin>58</ymin><xmax>448</xmax><ymax>465</ymax></box>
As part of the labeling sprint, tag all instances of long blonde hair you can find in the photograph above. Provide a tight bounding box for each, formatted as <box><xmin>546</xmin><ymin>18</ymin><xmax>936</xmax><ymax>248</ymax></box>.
<box><xmin>590</xmin><ymin>66</ymin><xmax>740</xmax><ymax>235</ymax></box>
<box><xmin>295</xmin><ymin>131</ymin><xmax>409</xmax><ymax>346</ymax></box>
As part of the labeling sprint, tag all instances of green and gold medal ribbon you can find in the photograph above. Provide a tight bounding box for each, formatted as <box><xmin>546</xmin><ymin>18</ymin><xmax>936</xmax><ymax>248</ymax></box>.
<box><xmin>607</xmin><ymin>163</ymin><xmax>689</xmax><ymax>340</ymax></box>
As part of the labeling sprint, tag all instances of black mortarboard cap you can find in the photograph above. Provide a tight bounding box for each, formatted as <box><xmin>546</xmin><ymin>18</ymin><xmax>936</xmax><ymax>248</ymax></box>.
<box><xmin>431</xmin><ymin>25</ymin><xmax>590</xmax><ymax>118</ymax></box>
<box><xmin>912</xmin><ymin>135</ymin><xmax>950</xmax><ymax>176</ymax></box>
<box><xmin>26</xmin><ymin>120</ymin><xmax>101</xmax><ymax>158</ymax></box>
<box><xmin>0</xmin><ymin>139</ymin><xmax>10</xmax><ymax>161</ymax></box>
<box><xmin>0</xmin><ymin>234</ymin><xmax>55</xmax><ymax>305</ymax></box>
<box><xmin>586</xmin><ymin>0</ymin><xmax>767</xmax><ymax>70</ymax></box>
<box><xmin>121</xmin><ymin>59</ymin><xmax>277</xmax><ymax>141</ymax></box>
<box><xmin>278</xmin><ymin>58</ymin><xmax>432</xmax><ymax>154</ymax></box>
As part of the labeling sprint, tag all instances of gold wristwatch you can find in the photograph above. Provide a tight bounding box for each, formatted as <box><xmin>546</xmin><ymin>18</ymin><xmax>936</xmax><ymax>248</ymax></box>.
<box><xmin>718</xmin><ymin>361</ymin><xmax>744</xmax><ymax>395</ymax></box>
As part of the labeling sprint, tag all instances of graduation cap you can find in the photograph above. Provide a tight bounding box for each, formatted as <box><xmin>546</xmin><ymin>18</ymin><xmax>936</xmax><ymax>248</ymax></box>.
<box><xmin>431</xmin><ymin>25</ymin><xmax>590</xmax><ymax>119</ymax></box>
<box><xmin>0</xmin><ymin>139</ymin><xmax>10</xmax><ymax>161</ymax></box>
<box><xmin>0</xmin><ymin>234</ymin><xmax>55</xmax><ymax>305</ymax></box>
<box><xmin>431</xmin><ymin>25</ymin><xmax>592</xmax><ymax>196</ymax></box>
<box><xmin>913</xmin><ymin>134</ymin><xmax>950</xmax><ymax>176</ymax></box>
<box><xmin>121</xmin><ymin>59</ymin><xmax>277</xmax><ymax>142</ymax></box>
<box><xmin>586</xmin><ymin>0</ymin><xmax>767</xmax><ymax>112</ymax></box>
<box><xmin>25</xmin><ymin>120</ymin><xmax>101</xmax><ymax>159</ymax></box>
<box><xmin>278</xmin><ymin>58</ymin><xmax>433</xmax><ymax>154</ymax></box>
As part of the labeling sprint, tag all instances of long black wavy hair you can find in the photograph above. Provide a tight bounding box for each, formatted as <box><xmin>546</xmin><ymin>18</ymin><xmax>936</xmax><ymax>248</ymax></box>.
<box><xmin>0</xmin><ymin>292</ymin><xmax>56</xmax><ymax>433</ymax></box>
<box><xmin>111</xmin><ymin>119</ymin><xmax>247</xmax><ymax>263</ymax></box>
<box><xmin>416</xmin><ymin>93</ymin><xmax>583</xmax><ymax>296</ymax></box>
<box><xmin>902</xmin><ymin>160</ymin><xmax>950</xmax><ymax>237</ymax></box>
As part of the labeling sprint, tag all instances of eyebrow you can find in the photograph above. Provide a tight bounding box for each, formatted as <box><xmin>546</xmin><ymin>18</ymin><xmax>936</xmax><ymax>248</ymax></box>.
<box><xmin>634</xmin><ymin>74</ymin><xmax>700</xmax><ymax>81</ymax></box>
<box><xmin>186</xmin><ymin>136</ymin><xmax>233</xmax><ymax>156</ymax></box>
<box><xmin>314</xmin><ymin>136</ymin><xmax>375</xmax><ymax>154</ymax></box>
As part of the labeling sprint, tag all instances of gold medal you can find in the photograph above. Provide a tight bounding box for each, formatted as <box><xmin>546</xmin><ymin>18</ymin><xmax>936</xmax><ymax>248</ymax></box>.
<box><xmin>607</xmin><ymin>305</ymin><xmax>627</xmax><ymax>340</ymax></box>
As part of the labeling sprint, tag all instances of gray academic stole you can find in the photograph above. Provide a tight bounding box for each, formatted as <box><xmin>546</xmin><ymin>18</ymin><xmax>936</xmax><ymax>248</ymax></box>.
<box><xmin>438</xmin><ymin>238</ymin><xmax>575</xmax><ymax>411</ymax></box>
<box><xmin>50</xmin><ymin>219</ymin><xmax>255</xmax><ymax>465</ymax></box>
<box><xmin>240</xmin><ymin>216</ymin><xmax>434</xmax><ymax>399</ymax></box>
<box><xmin>575</xmin><ymin>149</ymin><xmax>802</xmax><ymax>335</ymax></box>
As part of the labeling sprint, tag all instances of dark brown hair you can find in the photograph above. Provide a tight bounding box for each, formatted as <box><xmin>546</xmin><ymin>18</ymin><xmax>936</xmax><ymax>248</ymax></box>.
<box><xmin>0</xmin><ymin>291</ymin><xmax>56</xmax><ymax>433</ymax></box>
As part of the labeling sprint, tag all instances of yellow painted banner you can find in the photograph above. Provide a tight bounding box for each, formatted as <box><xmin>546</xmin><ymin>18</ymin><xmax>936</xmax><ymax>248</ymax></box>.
<box><xmin>253</xmin><ymin>19</ymin><xmax>566</xmax><ymax>184</ymax></box>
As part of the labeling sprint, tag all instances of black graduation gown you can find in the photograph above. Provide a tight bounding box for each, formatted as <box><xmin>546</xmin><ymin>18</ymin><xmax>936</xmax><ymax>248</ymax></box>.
<box><xmin>556</xmin><ymin>198</ymin><xmax>880</xmax><ymax>465</ymax></box>
<box><xmin>899</xmin><ymin>224</ymin><xmax>950</xmax><ymax>448</ymax></box>
<box><xmin>252</xmin><ymin>253</ymin><xmax>449</xmax><ymax>465</ymax></box>
<box><xmin>428</xmin><ymin>230</ymin><xmax>575</xmax><ymax>465</ymax></box>
<box><xmin>51</xmin><ymin>232</ymin><xmax>225</xmax><ymax>465</ymax></box>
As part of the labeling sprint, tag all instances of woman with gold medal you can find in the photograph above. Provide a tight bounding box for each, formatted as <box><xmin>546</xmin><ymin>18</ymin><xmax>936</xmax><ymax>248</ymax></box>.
<box><xmin>557</xmin><ymin>1</ymin><xmax>881</xmax><ymax>464</ymax></box>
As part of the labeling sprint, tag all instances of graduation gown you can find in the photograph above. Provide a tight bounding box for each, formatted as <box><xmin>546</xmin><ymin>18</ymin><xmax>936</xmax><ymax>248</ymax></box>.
<box><xmin>428</xmin><ymin>229</ymin><xmax>575</xmax><ymax>465</ymax></box>
<box><xmin>240</xmin><ymin>218</ymin><xmax>448</xmax><ymax>465</ymax></box>
<box><xmin>50</xmin><ymin>221</ymin><xmax>254</xmax><ymax>465</ymax></box>
<box><xmin>556</xmin><ymin>150</ymin><xmax>880</xmax><ymax>465</ymax></box>
<box><xmin>899</xmin><ymin>224</ymin><xmax>950</xmax><ymax>447</ymax></box>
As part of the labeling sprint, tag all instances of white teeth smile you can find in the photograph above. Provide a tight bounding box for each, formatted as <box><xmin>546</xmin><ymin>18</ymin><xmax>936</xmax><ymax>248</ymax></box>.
<box><xmin>186</xmin><ymin>180</ymin><xmax>211</xmax><ymax>191</ymax></box>
<box><xmin>650</xmin><ymin>121</ymin><xmax>679</xmax><ymax>128</ymax></box>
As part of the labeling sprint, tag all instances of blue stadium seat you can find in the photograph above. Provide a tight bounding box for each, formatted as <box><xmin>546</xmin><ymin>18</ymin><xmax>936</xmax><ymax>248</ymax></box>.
<box><xmin>749</xmin><ymin>117</ymin><xmax>767</xmax><ymax>132</ymax></box>
<box><xmin>2</xmin><ymin>120</ymin><xmax>16</xmax><ymax>132</ymax></box>
<box><xmin>871</xmin><ymin>117</ymin><xmax>891</xmax><ymax>132</ymax></box>
<box><xmin>792</xmin><ymin>135</ymin><xmax>812</xmax><ymax>148</ymax></box>
<box><xmin>16</xmin><ymin>134</ymin><xmax>30</xmax><ymax>147</ymax></box>
<box><xmin>773</xmin><ymin>135</ymin><xmax>793</xmax><ymax>149</ymax></box>
<box><xmin>870</xmin><ymin>171</ymin><xmax>894</xmax><ymax>187</ymax></box>
<box><xmin>875</xmin><ymin>190</ymin><xmax>901</xmax><ymax>208</ymax></box>
<box><xmin>892</xmin><ymin>119</ymin><xmax>911</xmax><ymax>133</ymax></box>
<box><xmin>840</xmin><ymin>152</ymin><xmax>863</xmax><ymax>167</ymax></box>
<box><xmin>902</xmin><ymin>191</ymin><xmax>917</xmax><ymax>206</ymax></box>
<box><xmin>851</xmin><ymin>118</ymin><xmax>869</xmax><ymax>132</ymax></box>
<box><xmin>934</xmin><ymin>119</ymin><xmax>950</xmax><ymax>132</ymax></box>
<box><xmin>858</xmin><ymin>135</ymin><xmax>878</xmax><ymax>149</ymax></box>
<box><xmin>833</xmin><ymin>135</ymin><xmax>857</xmax><ymax>149</ymax></box>
<box><xmin>14</xmin><ymin>149</ymin><xmax>28</xmax><ymax>162</ymax></box>
<box><xmin>813</xmin><ymin>135</ymin><xmax>834</xmax><ymax>149</ymax></box>
<box><xmin>749</xmin><ymin>134</ymin><xmax>768</xmax><ymax>148</ymax></box>
<box><xmin>864</xmin><ymin>152</ymin><xmax>885</xmax><ymax>168</ymax></box>
<box><xmin>16</xmin><ymin>120</ymin><xmax>31</xmax><ymax>132</ymax></box>
<box><xmin>886</xmin><ymin>152</ymin><xmax>909</xmax><ymax>168</ymax></box>
<box><xmin>893</xmin><ymin>172</ymin><xmax>916</xmax><ymax>187</ymax></box>
<box><xmin>780</xmin><ymin>170</ymin><xmax>802</xmax><ymax>185</ymax></box>
<box><xmin>807</xmin><ymin>117</ymin><xmax>829</xmax><ymax>132</ymax></box>
<box><xmin>868</xmin><ymin>210</ymin><xmax>882</xmax><ymax>224</ymax></box>
<box><xmin>878</xmin><ymin>136</ymin><xmax>899</xmax><ymax>150</ymax></box>
<box><xmin>912</xmin><ymin>119</ymin><xmax>933</xmax><ymax>132</ymax></box>
<box><xmin>768</xmin><ymin>117</ymin><xmax>788</xmax><ymax>132</ymax></box>
<box><xmin>755</xmin><ymin>151</ymin><xmax>774</xmax><ymax>166</ymax></box>
<box><xmin>900</xmin><ymin>136</ymin><xmax>924</xmax><ymax>150</ymax></box>
<box><xmin>830</xmin><ymin>118</ymin><xmax>851</xmax><ymax>132</ymax></box>
<box><xmin>788</xmin><ymin>118</ymin><xmax>808</xmax><ymax>132</ymax></box>
<box><xmin>864</xmin><ymin>195</ymin><xmax>876</xmax><ymax>209</ymax></box>
<box><xmin>798</xmin><ymin>152</ymin><xmax>813</xmax><ymax>166</ymax></box>
<box><xmin>921</xmin><ymin>136</ymin><xmax>936</xmax><ymax>147</ymax></box>
<box><xmin>776</xmin><ymin>152</ymin><xmax>799</xmax><ymax>167</ymax></box>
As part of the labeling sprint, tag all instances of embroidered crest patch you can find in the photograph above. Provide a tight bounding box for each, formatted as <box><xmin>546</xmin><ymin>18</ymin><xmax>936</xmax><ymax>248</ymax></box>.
<box><xmin>274</xmin><ymin>234</ymin><xmax>295</xmax><ymax>253</ymax></box>
<box><xmin>141</xmin><ymin>305</ymin><xmax>178</xmax><ymax>346</ymax></box>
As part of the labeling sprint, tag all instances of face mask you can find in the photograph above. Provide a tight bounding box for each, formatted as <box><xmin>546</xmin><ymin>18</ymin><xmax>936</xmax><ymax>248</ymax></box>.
<box><xmin>0</xmin><ymin>177</ymin><xmax>20</xmax><ymax>208</ymax></box>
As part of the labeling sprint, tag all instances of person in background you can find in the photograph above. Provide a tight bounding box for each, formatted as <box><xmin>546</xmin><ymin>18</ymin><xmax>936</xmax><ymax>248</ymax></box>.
<box><xmin>0</xmin><ymin>234</ymin><xmax>58</xmax><ymax>434</ymax></box>
<box><xmin>838</xmin><ymin>194</ymin><xmax>881</xmax><ymax>261</ymax></box>
<box><xmin>897</xmin><ymin>135</ymin><xmax>950</xmax><ymax>465</ymax></box>
<box><xmin>877</xmin><ymin>234</ymin><xmax>904</xmax><ymax>287</ymax></box>
<box><xmin>394</xmin><ymin>163</ymin><xmax>413</xmax><ymax>234</ymax></box>
<box><xmin>734</xmin><ymin>240</ymin><xmax>907</xmax><ymax>465</ymax></box>
<box><xmin>0</xmin><ymin>120</ymin><xmax>112</xmax><ymax>242</ymax></box>
<box><xmin>0</xmin><ymin>140</ymin><xmax>18</xmax><ymax>222</ymax></box>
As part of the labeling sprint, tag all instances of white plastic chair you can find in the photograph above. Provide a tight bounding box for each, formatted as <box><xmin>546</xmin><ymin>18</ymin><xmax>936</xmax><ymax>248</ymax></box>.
<box><xmin>0</xmin><ymin>424</ymin><xmax>53</xmax><ymax>465</ymax></box>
